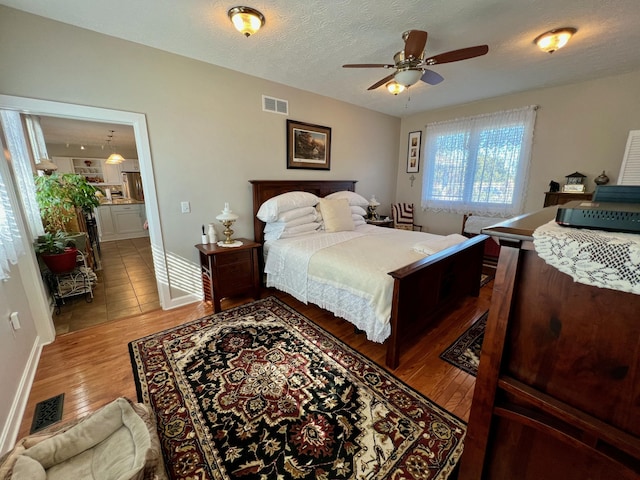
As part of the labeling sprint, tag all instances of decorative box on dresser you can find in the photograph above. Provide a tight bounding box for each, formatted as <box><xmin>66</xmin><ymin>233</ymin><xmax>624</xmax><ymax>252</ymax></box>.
<box><xmin>458</xmin><ymin>207</ymin><xmax>640</xmax><ymax>480</ymax></box>
<box><xmin>195</xmin><ymin>238</ymin><xmax>261</xmax><ymax>313</ymax></box>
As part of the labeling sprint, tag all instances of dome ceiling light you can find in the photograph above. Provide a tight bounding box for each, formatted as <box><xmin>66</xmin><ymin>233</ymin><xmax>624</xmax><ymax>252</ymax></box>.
<box><xmin>534</xmin><ymin>27</ymin><xmax>577</xmax><ymax>53</ymax></box>
<box><xmin>228</xmin><ymin>6</ymin><xmax>265</xmax><ymax>37</ymax></box>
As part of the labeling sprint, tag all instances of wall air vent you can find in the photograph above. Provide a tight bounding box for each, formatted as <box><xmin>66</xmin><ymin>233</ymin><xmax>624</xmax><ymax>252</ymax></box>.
<box><xmin>262</xmin><ymin>95</ymin><xmax>288</xmax><ymax>115</ymax></box>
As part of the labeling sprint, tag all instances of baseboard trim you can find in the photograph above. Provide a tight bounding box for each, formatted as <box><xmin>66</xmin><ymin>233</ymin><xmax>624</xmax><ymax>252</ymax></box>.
<box><xmin>0</xmin><ymin>337</ymin><xmax>43</xmax><ymax>455</ymax></box>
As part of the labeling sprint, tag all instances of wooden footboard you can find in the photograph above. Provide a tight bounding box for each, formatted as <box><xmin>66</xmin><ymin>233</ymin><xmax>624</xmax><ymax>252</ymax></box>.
<box><xmin>386</xmin><ymin>234</ymin><xmax>487</xmax><ymax>369</ymax></box>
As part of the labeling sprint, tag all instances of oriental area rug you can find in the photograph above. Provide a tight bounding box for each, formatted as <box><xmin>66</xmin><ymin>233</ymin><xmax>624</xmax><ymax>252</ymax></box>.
<box><xmin>439</xmin><ymin>311</ymin><xmax>488</xmax><ymax>377</ymax></box>
<box><xmin>129</xmin><ymin>296</ymin><xmax>466</xmax><ymax>480</ymax></box>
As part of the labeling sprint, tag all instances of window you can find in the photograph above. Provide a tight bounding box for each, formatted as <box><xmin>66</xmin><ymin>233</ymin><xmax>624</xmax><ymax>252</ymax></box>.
<box><xmin>421</xmin><ymin>106</ymin><xmax>537</xmax><ymax>217</ymax></box>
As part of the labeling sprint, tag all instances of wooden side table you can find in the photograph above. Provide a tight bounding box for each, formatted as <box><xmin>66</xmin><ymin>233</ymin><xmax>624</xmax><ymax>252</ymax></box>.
<box><xmin>366</xmin><ymin>218</ymin><xmax>393</xmax><ymax>228</ymax></box>
<box><xmin>195</xmin><ymin>238</ymin><xmax>261</xmax><ymax>312</ymax></box>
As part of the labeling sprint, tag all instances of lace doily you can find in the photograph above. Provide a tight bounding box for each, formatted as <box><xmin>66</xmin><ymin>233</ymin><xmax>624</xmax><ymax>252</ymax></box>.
<box><xmin>216</xmin><ymin>240</ymin><xmax>243</xmax><ymax>248</ymax></box>
<box><xmin>532</xmin><ymin>220</ymin><xmax>640</xmax><ymax>295</ymax></box>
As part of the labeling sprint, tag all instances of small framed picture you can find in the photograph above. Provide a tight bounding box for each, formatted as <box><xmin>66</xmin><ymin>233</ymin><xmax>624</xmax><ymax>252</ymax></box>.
<box><xmin>407</xmin><ymin>131</ymin><xmax>421</xmax><ymax>173</ymax></box>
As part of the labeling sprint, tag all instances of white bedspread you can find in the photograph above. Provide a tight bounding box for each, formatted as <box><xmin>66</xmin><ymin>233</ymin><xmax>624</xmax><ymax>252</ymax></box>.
<box><xmin>264</xmin><ymin>225</ymin><xmax>446</xmax><ymax>343</ymax></box>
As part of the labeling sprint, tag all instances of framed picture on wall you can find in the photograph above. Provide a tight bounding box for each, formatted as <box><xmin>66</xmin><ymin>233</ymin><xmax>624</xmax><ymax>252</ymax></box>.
<box><xmin>406</xmin><ymin>131</ymin><xmax>421</xmax><ymax>173</ymax></box>
<box><xmin>286</xmin><ymin>120</ymin><xmax>331</xmax><ymax>170</ymax></box>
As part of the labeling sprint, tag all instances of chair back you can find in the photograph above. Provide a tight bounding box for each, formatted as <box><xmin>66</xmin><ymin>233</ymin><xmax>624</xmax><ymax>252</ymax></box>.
<box><xmin>392</xmin><ymin>203</ymin><xmax>415</xmax><ymax>230</ymax></box>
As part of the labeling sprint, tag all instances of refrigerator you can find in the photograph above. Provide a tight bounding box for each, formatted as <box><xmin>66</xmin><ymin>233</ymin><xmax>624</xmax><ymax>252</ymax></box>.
<box><xmin>121</xmin><ymin>171</ymin><xmax>144</xmax><ymax>201</ymax></box>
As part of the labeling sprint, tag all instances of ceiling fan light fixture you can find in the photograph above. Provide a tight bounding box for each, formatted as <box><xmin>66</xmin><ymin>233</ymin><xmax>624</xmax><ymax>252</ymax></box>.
<box><xmin>386</xmin><ymin>81</ymin><xmax>406</xmax><ymax>95</ymax></box>
<box><xmin>534</xmin><ymin>27</ymin><xmax>576</xmax><ymax>53</ymax></box>
<box><xmin>228</xmin><ymin>6</ymin><xmax>265</xmax><ymax>37</ymax></box>
<box><xmin>394</xmin><ymin>69</ymin><xmax>423</xmax><ymax>87</ymax></box>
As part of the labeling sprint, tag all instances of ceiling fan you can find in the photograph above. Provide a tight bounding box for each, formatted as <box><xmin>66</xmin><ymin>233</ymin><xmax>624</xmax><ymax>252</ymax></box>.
<box><xmin>343</xmin><ymin>30</ymin><xmax>489</xmax><ymax>92</ymax></box>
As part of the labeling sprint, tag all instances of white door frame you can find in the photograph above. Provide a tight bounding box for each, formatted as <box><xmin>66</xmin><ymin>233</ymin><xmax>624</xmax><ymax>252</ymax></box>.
<box><xmin>0</xmin><ymin>94</ymin><xmax>171</xmax><ymax>324</ymax></box>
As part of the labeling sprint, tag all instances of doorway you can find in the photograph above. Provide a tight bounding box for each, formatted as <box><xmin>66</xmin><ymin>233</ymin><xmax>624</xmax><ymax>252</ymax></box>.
<box><xmin>0</xmin><ymin>94</ymin><xmax>170</xmax><ymax>337</ymax></box>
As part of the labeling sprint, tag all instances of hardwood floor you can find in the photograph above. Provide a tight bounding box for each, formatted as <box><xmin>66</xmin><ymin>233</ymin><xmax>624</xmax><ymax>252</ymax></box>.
<box><xmin>18</xmin><ymin>282</ymin><xmax>492</xmax><ymax>440</ymax></box>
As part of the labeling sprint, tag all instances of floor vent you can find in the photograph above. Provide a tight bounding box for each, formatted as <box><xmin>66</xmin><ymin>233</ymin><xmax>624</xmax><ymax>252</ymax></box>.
<box><xmin>262</xmin><ymin>95</ymin><xmax>288</xmax><ymax>115</ymax></box>
<box><xmin>30</xmin><ymin>393</ymin><xmax>64</xmax><ymax>433</ymax></box>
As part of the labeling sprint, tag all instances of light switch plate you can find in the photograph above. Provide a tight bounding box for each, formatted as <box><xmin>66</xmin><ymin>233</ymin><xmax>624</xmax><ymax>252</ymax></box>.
<box><xmin>10</xmin><ymin>312</ymin><xmax>20</xmax><ymax>330</ymax></box>
<box><xmin>181</xmin><ymin>201</ymin><xmax>191</xmax><ymax>213</ymax></box>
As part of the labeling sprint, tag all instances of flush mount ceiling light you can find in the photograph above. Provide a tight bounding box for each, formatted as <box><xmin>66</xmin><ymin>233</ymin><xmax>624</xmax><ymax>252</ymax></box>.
<box><xmin>534</xmin><ymin>27</ymin><xmax>577</xmax><ymax>53</ymax></box>
<box><xmin>228</xmin><ymin>6</ymin><xmax>265</xmax><ymax>37</ymax></box>
<box><xmin>394</xmin><ymin>68</ymin><xmax>423</xmax><ymax>87</ymax></box>
<box><xmin>386</xmin><ymin>81</ymin><xmax>406</xmax><ymax>95</ymax></box>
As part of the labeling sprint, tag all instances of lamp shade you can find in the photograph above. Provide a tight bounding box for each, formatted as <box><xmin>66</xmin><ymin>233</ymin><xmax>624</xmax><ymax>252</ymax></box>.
<box><xmin>106</xmin><ymin>153</ymin><xmax>125</xmax><ymax>164</ymax></box>
<box><xmin>369</xmin><ymin>195</ymin><xmax>380</xmax><ymax>207</ymax></box>
<box><xmin>228</xmin><ymin>6</ymin><xmax>265</xmax><ymax>37</ymax></box>
<box><xmin>35</xmin><ymin>158</ymin><xmax>58</xmax><ymax>171</ymax></box>
<box><xmin>386</xmin><ymin>82</ymin><xmax>406</xmax><ymax>95</ymax></box>
<box><xmin>216</xmin><ymin>202</ymin><xmax>239</xmax><ymax>221</ymax></box>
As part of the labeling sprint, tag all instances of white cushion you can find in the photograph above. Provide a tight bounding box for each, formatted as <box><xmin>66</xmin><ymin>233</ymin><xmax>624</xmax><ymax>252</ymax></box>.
<box><xmin>325</xmin><ymin>191</ymin><xmax>369</xmax><ymax>208</ymax></box>
<box><xmin>263</xmin><ymin>214</ymin><xmax>319</xmax><ymax>240</ymax></box>
<box><xmin>265</xmin><ymin>222</ymin><xmax>319</xmax><ymax>241</ymax></box>
<box><xmin>318</xmin><ymin>198</ymin><xmax>354</xmax><ymax>232</ymax></box>
<box><xmin>257</xmin><ymin>192</ymin><xmax>320</xmax><ymax>222</ymax></box>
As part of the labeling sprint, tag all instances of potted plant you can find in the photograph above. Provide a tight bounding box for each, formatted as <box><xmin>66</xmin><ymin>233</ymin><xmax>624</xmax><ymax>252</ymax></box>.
<box><xmin>34</xmin><ymin>232</ymin><xmax>78</xmax><ymax>274</ymax></box>
<box><xmin>34</xmin><ymin>173</ymin><xmax>100</xmax><ymax>273</ymax></box>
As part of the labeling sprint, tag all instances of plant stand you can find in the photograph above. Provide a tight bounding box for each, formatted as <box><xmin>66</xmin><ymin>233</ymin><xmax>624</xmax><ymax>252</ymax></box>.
<box><xmin>44</xmin><ymin>251</ymin><xmax>95</xmax><ymax>314</ymax></box>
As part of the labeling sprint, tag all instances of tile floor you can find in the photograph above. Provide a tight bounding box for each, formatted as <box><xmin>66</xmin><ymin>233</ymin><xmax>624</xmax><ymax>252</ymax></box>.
<box><xmin>52</xmin><ymin>237</ymin><xmax>160</xmax><ymax>335</ymax></box>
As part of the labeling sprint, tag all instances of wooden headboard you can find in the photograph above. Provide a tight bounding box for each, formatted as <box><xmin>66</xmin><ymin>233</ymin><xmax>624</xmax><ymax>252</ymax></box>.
<box><xmin>249</xmin><ymin>180</ymin><xmax>357</xmax><ymax>244</ymax></box>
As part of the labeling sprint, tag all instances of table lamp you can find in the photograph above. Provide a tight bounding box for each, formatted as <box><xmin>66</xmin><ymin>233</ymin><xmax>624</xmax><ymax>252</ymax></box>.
<box><xmin>368</xmin><ymin>195</ymin><xmax>380</xmax><ymax>220</ymax></box>
<box><xmin>216</xmin><ymin>202</ymin><xmax>239</xmax><ymax>244</ymax></box>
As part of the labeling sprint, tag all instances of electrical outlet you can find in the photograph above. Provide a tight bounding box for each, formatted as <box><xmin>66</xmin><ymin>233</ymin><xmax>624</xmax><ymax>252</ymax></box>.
<box><xmin>181</xmin><ymin>201</ymin><xmax>191</xmax><ymax>214</ymax></box>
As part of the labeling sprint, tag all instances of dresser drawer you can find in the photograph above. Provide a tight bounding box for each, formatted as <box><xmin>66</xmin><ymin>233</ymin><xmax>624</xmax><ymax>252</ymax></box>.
<box><xmin>214</xmin><ymin>250</ymin><xmax>251</xmax><ymax>267</ymax></box>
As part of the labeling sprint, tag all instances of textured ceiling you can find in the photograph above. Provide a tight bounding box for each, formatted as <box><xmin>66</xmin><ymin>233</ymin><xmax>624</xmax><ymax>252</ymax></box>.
<box><xmin>4</xmin><ymin>0</ymin><xmax>640</xmax><ymax>123</ymax></box>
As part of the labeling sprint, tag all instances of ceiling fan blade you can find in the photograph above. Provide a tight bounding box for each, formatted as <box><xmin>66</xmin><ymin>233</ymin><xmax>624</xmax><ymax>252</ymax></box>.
<box><xmin>343</xmin><ymin>63</ymin><xmax>393</xmax><ymax>69</ymax></box>
<box><xmin>404</xmin><ymin>30</ymin><xmax>428</xmax><ymax>59</ymax></box>
<box><xmin>367</xmin><ymin>74</ymin><xmax>395</xmax><ymax>91</ymax></box>
<box><xmin>425</xmin><ymin>45</ymin><xmax>489</xmax><ymax>65</ymax></box>
<box><xmin>420</xmin><ymin>69</ymin><xmax>444</xmax><ymax>85</ymax></box>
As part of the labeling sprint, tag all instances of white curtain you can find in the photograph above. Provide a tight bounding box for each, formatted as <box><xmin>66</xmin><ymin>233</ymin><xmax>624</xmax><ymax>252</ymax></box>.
<box><xmin>0</xmin><ymin>149</ymin><xmax>24</xmax><ymax>281</ymax></box>
<box><xmin>421</xmin><ymin>106</ymin><xmax>537</xmax><ymax>217</ymax></box>
<box><xmin>24</xmin><ymin>114</ymin><xmax>50</xmax><ymax>164</ymax></box>
<box><xmin>0</xmin><ymin>110</ymin><xmax>45</xmax><ymax>238</ymax></box>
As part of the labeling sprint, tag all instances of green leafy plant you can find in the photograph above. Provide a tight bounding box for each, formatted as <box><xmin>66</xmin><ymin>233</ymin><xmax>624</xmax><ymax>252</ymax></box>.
<box><xmin>34</xmin><ymin>173</ymin><xmax>101</xmax><ymax>233</ymax></box>
<box><xmin>33</xmin><ymin>232</ymin><xmax>76</xmax><ymax>255</ymax></box>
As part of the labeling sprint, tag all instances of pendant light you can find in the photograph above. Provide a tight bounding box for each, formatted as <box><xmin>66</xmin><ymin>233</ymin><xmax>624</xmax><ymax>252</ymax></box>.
<box><xmin>105</xmin><ymin>130</ymin><xmax>125</xmax><ymax>164</ymax></box>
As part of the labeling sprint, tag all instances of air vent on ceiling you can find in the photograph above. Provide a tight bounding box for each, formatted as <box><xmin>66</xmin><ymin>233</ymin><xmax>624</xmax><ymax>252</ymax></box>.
<box><xmin>262</xmin><ymin>95</ymin><xmax>288</xmax><ymax>115</ymax></box>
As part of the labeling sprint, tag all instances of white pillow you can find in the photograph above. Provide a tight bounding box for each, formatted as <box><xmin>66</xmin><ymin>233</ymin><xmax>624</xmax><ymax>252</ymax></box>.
<box><xmin>265</xmin><ymin>222</ymin><xmax>320</xmax><ymax>241</ymax></box>
<box><xmin>263</xmin><ymin>213</ymin><xmax>319</xmax><ymax>239</ymax></box>
<box><xmin>277</xmin><ymin>206</ymin><xmax>317</xmax><ymax>223</ymax></box>
<box><xmin>318</xmin><ymin>198</ymin><xmax>354</xmax><ymax>233</ymax></box>
<box><xmin>257</xmin><ymin>192</ymin><xmax>320</xmax><ymax>222</ymax></box>
<box><xmin>350</xmin><ymin>205</ymin><xmax>367</xmax><ymax>216</ymax></box>
<box><xmin>325</xmin><ymin>191</ymin><xmax>369</xmax><ymax>208</ymax></box>
<box><xmin>353</xmin><ymin>217</ymin><xmax>366</xmax><ymax>226</ymax></box>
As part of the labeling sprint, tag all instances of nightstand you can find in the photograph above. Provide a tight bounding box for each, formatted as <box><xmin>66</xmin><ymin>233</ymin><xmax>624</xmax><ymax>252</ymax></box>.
<box><xmin>195</xmin><ymin>238</ymin><xmax>261</xmax><ymax>312</ymax></box>
<box><xmin>366</xmin><ymin>218</ymin><xmax>393</xmax><ymax>228</ymax></box>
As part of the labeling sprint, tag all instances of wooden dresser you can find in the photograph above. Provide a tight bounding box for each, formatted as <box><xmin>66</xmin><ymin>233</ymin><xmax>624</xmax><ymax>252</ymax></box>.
<box><xmin>458</xmin><ymin>207</ymin><xmax>640</xmax><ymax>480</ymax></box>
<box><xmin>543</xmin><ymin>191</ymin><xmax>592</xmax><ymax>207</ymax></box>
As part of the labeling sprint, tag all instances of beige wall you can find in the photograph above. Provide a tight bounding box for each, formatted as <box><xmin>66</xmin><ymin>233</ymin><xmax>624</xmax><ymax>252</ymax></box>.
<box><xmin>0</xmin><ymin>6</ymin><xmax>400</xmax><ymax>298</ymax></box>
<box><xmin>398</xmin><ymin>70</ymin><xmax>640</xmax><ymax>234</ymax></box>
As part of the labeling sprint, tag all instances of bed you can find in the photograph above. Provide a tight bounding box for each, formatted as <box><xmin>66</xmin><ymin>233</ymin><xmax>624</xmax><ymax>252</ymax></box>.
<box><xmin>250</xmin><ymin>180</ymin><xmax>487</xmax><ymax>369</ymax></box>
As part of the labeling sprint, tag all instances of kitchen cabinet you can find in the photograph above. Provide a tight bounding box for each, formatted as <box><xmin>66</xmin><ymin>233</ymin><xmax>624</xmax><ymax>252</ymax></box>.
<box><xmin>103</xmin><ymin>162</ymin><xmax>122</xmax><ymax>184</ymax></box>
<box><xmin>96</xmin><ymin>203</ymin><xmax>148</xmax><ymax>242</ymax></box>
<box><xmin>120</xmin><ymin>159</ymin><xmax>140</xmax><ymax>172</ymax></box>
<box><xmin>51</xmin><ymin>157</ymin><xmax>74</xmax><ymax>174</ymax></box>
